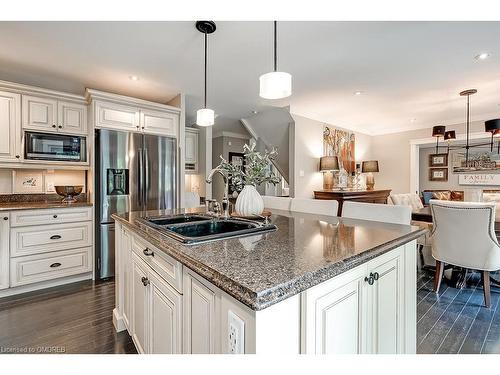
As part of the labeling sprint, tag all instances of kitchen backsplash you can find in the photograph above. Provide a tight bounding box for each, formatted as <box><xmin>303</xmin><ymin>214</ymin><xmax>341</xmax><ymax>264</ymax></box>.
<box><xmin>0</xmin><ymin>169</ymin><xmax>86</xmax><ymax>195</ymax></box>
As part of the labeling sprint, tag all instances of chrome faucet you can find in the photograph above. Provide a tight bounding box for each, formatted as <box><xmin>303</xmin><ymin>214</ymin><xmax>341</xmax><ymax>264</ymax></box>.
<box><xmin>206</xmin><ymin>168</ymin><xmax>230</xmax><ymax>219</ymax></box>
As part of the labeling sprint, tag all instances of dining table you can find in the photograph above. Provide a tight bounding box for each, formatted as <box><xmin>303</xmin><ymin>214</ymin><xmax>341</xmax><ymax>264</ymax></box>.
<box><xmin>411</xmin><ymin>206</ymin><xmax>500</xmax><ymax>289</ymax></box>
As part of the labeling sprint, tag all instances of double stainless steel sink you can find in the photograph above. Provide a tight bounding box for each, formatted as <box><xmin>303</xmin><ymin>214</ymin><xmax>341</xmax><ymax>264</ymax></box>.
<box><xmin>140</xmin><ymin>214</ymin><xmax>277</xmax><ymax>244</ymax></box>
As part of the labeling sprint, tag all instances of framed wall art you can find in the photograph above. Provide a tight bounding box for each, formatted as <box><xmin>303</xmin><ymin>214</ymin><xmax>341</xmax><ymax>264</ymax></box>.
<box><xmin>429</xmin><ymin>153</ymin><xmax>448</xmax><ymax>167</ymax></box>
<box><xmin>429</xmin><ymin>168</ymin><xmax>448</xmax><ymax>182</ymax></box>
<box><xmin>12</xmin><ymin>170</ymin><xmax>44</xmax><ymax>194</ymax></box>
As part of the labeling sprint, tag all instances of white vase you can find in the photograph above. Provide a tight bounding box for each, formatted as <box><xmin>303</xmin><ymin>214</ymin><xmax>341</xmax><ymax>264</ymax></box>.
<box><xmin>235</xmin><ymin>185</ymin><xmax>264</xmax><ymax>216</ymax></box>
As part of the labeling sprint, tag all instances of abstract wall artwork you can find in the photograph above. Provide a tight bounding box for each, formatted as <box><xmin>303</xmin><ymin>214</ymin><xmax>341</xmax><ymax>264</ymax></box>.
<box><xmin>323</xmin><ymin>126</ymin><xmax>356</xmax><ymax>173</ymax></box>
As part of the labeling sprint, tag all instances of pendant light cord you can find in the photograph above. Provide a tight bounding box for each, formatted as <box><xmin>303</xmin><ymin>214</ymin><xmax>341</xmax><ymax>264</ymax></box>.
<box><xmin>465</xmin><ymin>94</ymin><xmax>470</xmax><ymax>163</ymax></box>
<box><xmin>274</xmin><ymin>21</ymin><xmax>277</xmax><ymax>72</ymax></box>
<box><xmin>204</xmin><ymin>31</ymin><xmax>208</xmax><ymax>108</ymax></box>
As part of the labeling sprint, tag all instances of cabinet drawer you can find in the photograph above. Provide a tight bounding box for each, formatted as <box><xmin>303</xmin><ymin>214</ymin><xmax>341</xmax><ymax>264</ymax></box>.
<box><xmin>132</xmin><ymin>235</ymin><xmax>182</xmax><ymax>293</ymax></box>
<box><xmin>10</xmin><ymin>207</ymin><xmax>92</xmax><ymax>227</ymax></box>
<box><xmin>11</xmin><ymin>221</ymin><xmax>92</xmax><ymax>257</ymax></box>
<box><xmin>10</xmin><ymin>246</ymin><xmax>92</xmax><ymax>287</ymax></box>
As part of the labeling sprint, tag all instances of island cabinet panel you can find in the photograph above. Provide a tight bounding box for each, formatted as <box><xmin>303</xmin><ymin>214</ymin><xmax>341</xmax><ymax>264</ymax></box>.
<box><xmin>183</xmin><ymin>269</ymin><xmax>220</xmax><ymax>354</ymax></box>
<box><xmin>131</xmin><ymin>253</ymin><xmax>149</xmax><ymax>354</ymax></box>
<box><xmin>149</xmin><ymin>271</ymin><xmax>182</xmax><ymax>354</ymax></box>
<box><xmin>121</xmin><ymin>227</ymin><xmax>132</xmax><ymax>331</ymax></box>
<box><xmin>0</xmin><ymin>213</ymin><xmax>10</xmax><ymax>290</ymax></box>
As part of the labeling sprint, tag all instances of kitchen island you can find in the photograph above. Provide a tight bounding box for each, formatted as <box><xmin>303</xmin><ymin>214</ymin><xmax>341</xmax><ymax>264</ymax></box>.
<box><xmin>112</xmin><ymin>208</ymin><xmax>426</xmax><ymax>354</ymax></box>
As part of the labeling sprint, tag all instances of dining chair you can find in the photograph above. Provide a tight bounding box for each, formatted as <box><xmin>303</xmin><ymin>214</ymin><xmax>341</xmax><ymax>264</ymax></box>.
<box><xmin>342</xmin><ymin>201</ymin><xmax>411</xmax><ymax>225</ymax></box>
<box><xmin>430</xmin><ymin>200</ymin><xmax>500</xmax><ymax>307</ymax></box>
<box><xmin>262</xmin><ymin>195</ymin><xmax>292</xmax><ymax>211</ymax></box>
<box><xmin>290</xmin><ymin>198</ymin><xmax>338</xmax><ymax>216</ymax></box>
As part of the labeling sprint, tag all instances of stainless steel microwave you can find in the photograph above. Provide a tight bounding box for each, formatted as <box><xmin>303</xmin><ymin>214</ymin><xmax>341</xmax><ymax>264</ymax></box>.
<box><xmin>24</xmin><ymin>132</ymin><xmax>87</xmax><ymax>162</ymax></box>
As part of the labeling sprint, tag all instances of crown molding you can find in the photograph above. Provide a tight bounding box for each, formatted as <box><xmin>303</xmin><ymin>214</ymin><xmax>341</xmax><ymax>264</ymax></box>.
<box><xmin>0</xmin><ymin>79</ymin><xmax>85</xmax><ymax>102</ymax></box>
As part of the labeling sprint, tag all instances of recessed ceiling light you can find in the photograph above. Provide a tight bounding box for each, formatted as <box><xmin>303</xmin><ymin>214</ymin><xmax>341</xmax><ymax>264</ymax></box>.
<box><xmin>129</xmin><ymin>75</ymin><xmax>139</xmax><ymax>81</ymax></box>
<box><xmin>475</xmin><ymin>52</ymin><xmax>490</xmax><ymax>60</ymax></box>
<box><xmin>354</xmin><ymin>91</ymin><xmax>363</xmax><ymax>96</ymax></box>
<box><xmin>410</xmin><ymin>118</ymin><xmax>417</xmax><ymax>123</ymax></box>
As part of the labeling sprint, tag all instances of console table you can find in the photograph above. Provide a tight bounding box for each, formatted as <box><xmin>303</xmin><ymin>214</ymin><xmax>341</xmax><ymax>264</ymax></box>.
<box><xmin>314</xmin><ymin>189</ymin><xmax>392</xmax><ymax>216</ymax></box>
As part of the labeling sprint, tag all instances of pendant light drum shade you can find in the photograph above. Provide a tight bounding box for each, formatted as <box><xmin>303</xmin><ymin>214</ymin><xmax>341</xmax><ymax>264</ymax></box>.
<box><xmin>444</xmin><ymin>130</ymin><xmax>456</xmax><ymax>141</ymax></box>
<box><xmin>432</xmin><ymin>125</ymin><xmax>446</xmax><ymax>137</ymax></box>
<box><xmin>196</xmin><ymin>108</ymin><xmax>215</xmax><ymax>127</ymax></box>
<box><xmin>259</xmin><ymin>21</ymin><xmax>292</xmax><ymax>100</ymax></box>
<box><xmin>485</xmin><ymin>119</ymin><xmax>500</xmax><ymax>136</ymax></box>
<box><xmin>259</xmin><ymin>71</ymin><xmax>292</xmax><ymax>99</ymax></box>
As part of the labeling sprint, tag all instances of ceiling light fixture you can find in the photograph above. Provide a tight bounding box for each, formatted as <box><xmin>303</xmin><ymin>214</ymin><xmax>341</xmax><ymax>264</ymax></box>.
<box><xmin>354</xmin><ymin>91</ymin><xmax>363</xmax><ymax>96</ymax></box>
<box><xmin>259</xmin><ymin>21</ymin><xmax>292</xmax><ymax>100</ymax></box>
<box><xmin>196</xmin><ymin>21</ymin><xmax>216</xmax><ymax>127</ymax></box>
<box><xmin>129</xmin><ymin>75</ymin><xmax>139</xmax><ymax>81</ymax></box>
<box><xmin>475</xmin><ymin>52</ymin><xmax>490</xmax><ymax>60</ymax></box>
<box><xmin>410</xmin><ymin>118</ymin><xmax>417</xmax><ymax>123</ymax></box>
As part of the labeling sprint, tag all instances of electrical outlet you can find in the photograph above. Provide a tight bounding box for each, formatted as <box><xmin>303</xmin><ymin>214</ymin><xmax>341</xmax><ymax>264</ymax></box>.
<box><xmin>228</xmin><ymin>310</ymin><xmax>245</xmax><ymax>354</ymax></box>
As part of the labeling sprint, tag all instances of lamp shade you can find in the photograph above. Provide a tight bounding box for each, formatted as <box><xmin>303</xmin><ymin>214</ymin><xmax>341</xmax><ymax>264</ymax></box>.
<box><xmin>361</xmin><ymin>160</ymin><xmax>379</xmax><ymax>173</ymax></box>
<box><xmin>319</xmin><ymin>156</ymin><xmax>339</xmax><ymax>171</ymax></box>
<box><xmin>259</xmin><ymin>72</ymin><xmax>292</xmax><ymax>99</ymax></box>
<box><xmin>444</xmin><ymin>130</ymin><xmax>456</xmax><ymax>141</ymax></box>
<box><xmin>485</xmin><ymin>119</ymin><xmax>500</xmax><ymax>135</ymax></box>
<box><xmin>432</xmin><ymin>125</ymin><xmax>446</xmax><ymax>137</ymax></box>
<box><xmin>196</xmin><ymin>108</ymin><xmax>215</xmax><ymax>127</ymax></box>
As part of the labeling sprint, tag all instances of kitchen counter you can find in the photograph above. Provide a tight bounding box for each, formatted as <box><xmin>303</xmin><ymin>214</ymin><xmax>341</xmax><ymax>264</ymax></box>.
<box><xmin>0</xmin><ymin>200</ymin><xmax>93</xmax><ymax>211</ymax></box>
<box><xmin>113</xmin><ymin>208</ymin><xmax>426</xmax><ymax>311</ymax></box>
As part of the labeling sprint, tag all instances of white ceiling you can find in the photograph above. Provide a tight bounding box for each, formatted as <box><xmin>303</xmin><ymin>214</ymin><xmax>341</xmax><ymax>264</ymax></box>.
<box><xmin>0</xmin><ymin>21</ymin><xmax>499</xmax><ymax>135</ymax></box>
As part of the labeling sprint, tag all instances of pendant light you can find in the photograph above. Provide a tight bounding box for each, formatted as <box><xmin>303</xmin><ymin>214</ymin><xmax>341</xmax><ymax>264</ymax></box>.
<box><xmin>259</xmin><ymin>21</ymin><xmax>292</xmax><ymax>99</ymax></box>
<box><xmin>432</xmin><ymin>125</ymin><xmax>446</xmax><ymax>153</ymax></box>
<box><xmin>460</xmin><ymin>89</ymin><xmax>477</xmax><ymax>164</ymax></box>
<box><xmin>196</xmin><ymin>21</ymin><xmax>216</xmax><ymax>127</ymax></box>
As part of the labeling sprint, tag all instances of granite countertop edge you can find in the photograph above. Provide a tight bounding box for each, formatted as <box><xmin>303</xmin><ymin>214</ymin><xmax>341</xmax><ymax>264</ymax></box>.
<box><xmin>0</xmin><ymin>201</ymin><xmax>93</xmax><ymax>211</ymax></box>
<box><xmin>113</xmin><ymin>213</ymin><xmax>427</xmax><ymax>311</ymax></box>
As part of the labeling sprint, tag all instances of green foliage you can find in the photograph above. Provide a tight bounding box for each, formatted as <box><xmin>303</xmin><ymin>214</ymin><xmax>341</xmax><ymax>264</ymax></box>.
<box><xmin>215</xmin><ymin>143</ymin><xmax>281</xmax><ymax>192</ymax></box>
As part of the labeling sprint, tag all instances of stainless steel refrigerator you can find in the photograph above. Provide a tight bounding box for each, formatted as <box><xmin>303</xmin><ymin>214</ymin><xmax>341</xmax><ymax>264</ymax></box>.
<box><xmin>95</xmin><ymin>129</ymin><xmax>177</xmax><ymax>279</ymax></box>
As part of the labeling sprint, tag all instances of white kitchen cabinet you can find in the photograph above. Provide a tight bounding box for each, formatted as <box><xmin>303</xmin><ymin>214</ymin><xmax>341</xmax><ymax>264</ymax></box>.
<box><xmin>57</xmin><ymin>101</ymin><xmax>87</xmax><ymax>135</ymax></box>
<box><xmin>366</xmin><ymin>250</ymin><xmax>404</xmax><ymax>354</ymax></box>
<box><xmin>94</xmin><ymin>100</ymin><xmax>140</xmax><ymax>132</ymax></box>
<box><xmin>0</xmin><ymin>213</ymin><xmax>10</xmax><ymax>290</ymax></box>
<box><xmin>121</xmin><ymin>228</ymin><xmax>132</xmax><ymax>331</ymax></box>
<box><xmin>183</xmin><ymin>269</ymin><xmax>219</xmax><ymax>353</ymax></box>
<box><xmin>22</xmin><ymin>95</ymin><xmax>58</xmax><ymax>132</ymax></box>
<box><xmin>0</xmin><ymin>91</ymin><xmax>22</xmax><ymax>162</ymax></box>
<box><xmin>140</xmin><ymin>109</ymin><xmax>178</xmax><ymax>137</ymax></box>
<box><xmin>185</xmin><ymin>128</ymin><xmax>199</xmax><ymax>173</ymax></box>
<box><xmin>149</xmin><ymin>270</ymin><xmax>182</xmax><ymax>354</ymax></box>
<box><xmin>132</xmin><ymin>253</ymin><xmax>149</xmax><ymax>354</ymax></box>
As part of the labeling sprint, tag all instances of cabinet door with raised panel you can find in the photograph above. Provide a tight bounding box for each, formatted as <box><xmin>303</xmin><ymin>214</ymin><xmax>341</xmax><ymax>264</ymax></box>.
<box><xmin>140</xmin><ymin>109</ymin><xmax>178</xmax><ymax>137</ymax></box>
<box><xmin>183</xmin><ymin>270</ymin><xmax>219</xmax><ymax>353</ymax></box>
<box><xmin>121</xmin><ymin>228</ymin><xmax>132</xmax><ymax>331</ymax></box>
<box><xmin>22</xmin><ymin>95</ymin><xmax>58</xmax><ymax>132</ymax></box>
<box><xmin>185</xmin><ymin>130</ymin><xmax>198</xmax><ymax>164</ymax></box>
<box><xmin>149</xmin><ymin>271</ymin><xmax>182</xmax><ymax>354</ymax></box>
<box><xmin>367</xmin><ymin>249</ymin><xmax>404</xmax><ymax>354</ymax></box>
<box><xmin>95</xmin><ymin>101</ymin><xmax>140</xmax><ymax>131</ymax></box>
<box><xmin>304</xmin><ymin>265</ymin><xmax>367</xmax><ymax>354</ymax></box>
<box><xmin>0</xmin><ymin>91</ymin><xmax>21</xmax><ymax>161</ymax></box>
<box><xmin>0</xmin><ymin>213</ymin><xmax>10</xmax><ymax>290</ymax></box>
<box><xmin>58</xmin><ymin>101</ymin><xmax>87</xmax><ymax>135</ymax></box>
<box><xmin>131</xmin><ymin>254</ymin><xmax>149</xmax><ymax>354</ymax></box>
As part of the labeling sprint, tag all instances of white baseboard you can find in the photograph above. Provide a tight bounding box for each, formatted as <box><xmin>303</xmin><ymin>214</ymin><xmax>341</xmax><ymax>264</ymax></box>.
<box><xmin>113</xmin><ymin>308</ymin><xmax>126</xmax><ymax>332</ymax></box>
<box><xmin>0</xmin><ymin>272</ymin><xmax>93</xmax><ymax>299</ymax></box>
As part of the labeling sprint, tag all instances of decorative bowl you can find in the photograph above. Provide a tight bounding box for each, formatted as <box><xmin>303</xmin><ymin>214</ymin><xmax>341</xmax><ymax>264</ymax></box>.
<box><xmin>54</xmin><ymin>185</ymin><xmax>83</xmax><ymax>203</ymax></box>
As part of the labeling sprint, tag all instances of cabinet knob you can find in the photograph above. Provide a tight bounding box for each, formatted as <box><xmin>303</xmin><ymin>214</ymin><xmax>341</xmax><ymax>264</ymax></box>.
<box><xmin>141</xmin><ymin>276</ymin><xmax>150</xmax><ymax>287</ymax></box>
<box><xmin>143</xmin><ymin>248</ymin><xmax>154</xmax><ymax>257</ymax></box>
<box><xmin>53</xmin><ymin>214</ymin><xmax>58</xmax><ymax>218</ymax></box>
<box><xmin>3</xmin><ymin>217</ymin><xmax>8</xmax><ymax>220</ymax></box>
<box><xmin>58</xmin><ymin>125</ymin><xmax>62</xmax><ymax>129</ymax></box>
<box><xmin>52</xmin><ymin>124</ymin><xmax>56</xmax><ymax>128</ymax></box>
<box><xmin>15</xmin><ymin>155</ymin><xmax>20</xmax><ymax>159</ymax></box>
<box><xmin>373</xmin><ymin>272</ymin><xmax>380</xmax><ymax>281</ymax></box>
<box><xmin>364</xmin><ymin>274</ymin><xmax>375</xmax><ymax>285</ymax></box>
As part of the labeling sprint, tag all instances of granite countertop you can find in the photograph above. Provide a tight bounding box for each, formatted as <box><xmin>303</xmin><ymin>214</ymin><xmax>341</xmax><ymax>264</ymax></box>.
<box><xmin>113</xmin><ymin>208</ymin><xmax>426</xmax><ymax>311</ymax></box>
<box><xmin>0</xmin><ymin>200</ymin><xmax>93</xmax><ymax>211</ymax></box>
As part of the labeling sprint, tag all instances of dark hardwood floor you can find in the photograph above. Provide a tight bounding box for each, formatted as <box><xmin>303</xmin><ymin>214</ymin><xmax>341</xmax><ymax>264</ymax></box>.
<box><xmin>417</xmin><ymin>267</ymin><xmax>500</xmax><ymax>354</ymax></box>
<box><xmin>0</xmin><ymin>279</ymin><xmax>137</xmax><ymax>354</ymax></box>
<box><xmin>1</xmin><ymin>265</ymin><xmax>499</xmax><ymax>354</ymax></box>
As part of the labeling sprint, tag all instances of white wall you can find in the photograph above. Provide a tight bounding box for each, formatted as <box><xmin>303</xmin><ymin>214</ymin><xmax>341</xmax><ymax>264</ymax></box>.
<box><xmin>371</xmin><ymin>120</ymin><xmax>488</xmax><ymax>194</ymax></box>
<box><xmin>291</xmin><ymin>114</ymin><xmax>373</xmax><ymax>198</ymax></box>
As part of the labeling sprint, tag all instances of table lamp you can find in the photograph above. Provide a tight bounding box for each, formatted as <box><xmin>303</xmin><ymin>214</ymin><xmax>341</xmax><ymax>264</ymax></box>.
<box><xmin>320</xmin><ymin>156</ymin><xmax>339</xmax><ymax>190</ymax></box>
<box><xmin>362</xmin><ymin>160</ymin><xmax>379</xmax><ymax>190</ymax></box>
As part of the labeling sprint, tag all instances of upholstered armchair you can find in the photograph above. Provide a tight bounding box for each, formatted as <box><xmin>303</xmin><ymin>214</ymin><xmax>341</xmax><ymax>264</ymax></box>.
<box><xmin>430</xmin><ymin>200</ymin><xmax>500</xmax><ymax>307</ymax></box>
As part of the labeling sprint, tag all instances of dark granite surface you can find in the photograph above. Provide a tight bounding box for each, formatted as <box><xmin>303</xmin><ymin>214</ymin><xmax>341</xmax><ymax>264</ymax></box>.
<box><xmin>113</xmin><ymin>208</ymin><xmax>426</xmax><ymax>311</ymax></box>
<box><xmin>0</xmin><ymin>194</ymin><xmax>92</xmax><ymax>211</ymax></box>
